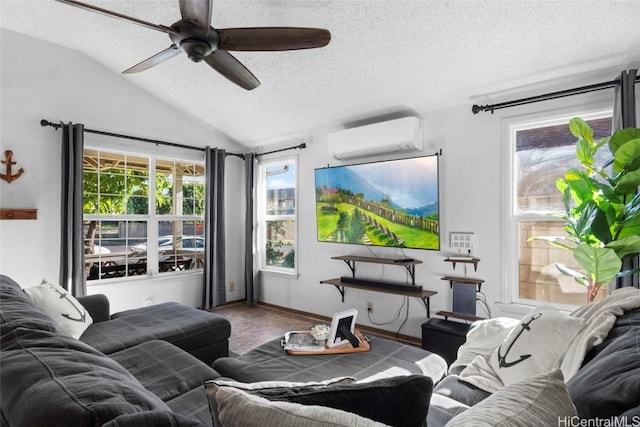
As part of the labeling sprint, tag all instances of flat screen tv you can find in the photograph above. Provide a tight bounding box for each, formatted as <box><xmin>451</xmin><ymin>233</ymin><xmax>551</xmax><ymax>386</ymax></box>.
<box><xmin>314</xmin><ymin>155</ymin><xmax>439</xmax><ymax>250</ymax></box>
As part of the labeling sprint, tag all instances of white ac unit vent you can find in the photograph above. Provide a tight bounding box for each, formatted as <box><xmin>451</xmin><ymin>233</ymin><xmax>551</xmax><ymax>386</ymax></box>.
<box><xmin>328</xmin><ymin>116</ymin><xmax>424</xmax><ymax>160</ymax></box>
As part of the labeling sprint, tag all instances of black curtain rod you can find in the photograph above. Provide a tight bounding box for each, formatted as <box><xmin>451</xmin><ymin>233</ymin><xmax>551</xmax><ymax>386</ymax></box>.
<box><xmin>40</xmin><ymin>119</ymin><xmax>308</xmax><ymax>159</ymax></box>
<box><xmin>256</xmin><ymin>142</ymin><xmax>307</xmax><ymax>157</ymax></box>
<box><xmin>40</xmin><ymin>119</ymin><xmax>245</xmax><ymax>158</ymax></box>
<box><xmin>472</xmin><ymin>75</ymin><xmax>640</xmax><ymax>114</ymax></box>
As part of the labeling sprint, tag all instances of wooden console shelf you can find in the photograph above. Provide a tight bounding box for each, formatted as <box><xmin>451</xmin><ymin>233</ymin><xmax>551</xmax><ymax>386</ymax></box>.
<box><xmin>436</xmin><ymin>310</ymin><xmax>485</xmax><ymax>322</ymax></box>
<box><xmin>441</xmin><ymin>276</ymin><xmax>485</xmax><ymax>292</ymax></box>
<box><xmin>321</xmin><ymin>279</ymin><xmax>437</xmax><ymax>317</ymax></box>
<box><xmin>444</xmin><ymin>257</ymin><xmax>480</xmax><ymax>271</ymax></box>
<box><xmin>331</xmin><ymin>255</ymin><xmax>422</xmax><ymax>285</ymax></box>
<box><xmin>322</xmin><ymin>255</ymin><xmax>436</xmax><ymax>317</ymax></box>
<box><xmin>0</xmin><ymin>208</ymin><xmax>37</xmax><ymax>220</ymax></box>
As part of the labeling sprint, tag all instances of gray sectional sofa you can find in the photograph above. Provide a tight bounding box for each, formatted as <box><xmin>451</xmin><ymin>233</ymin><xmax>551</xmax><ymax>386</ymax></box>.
<box><xmin>0</xmin><ymin>274</ymin><xmax>230</xmax><ymax>426</ymax></box>
<box><xmin>3</xmin><ymin>270</ymin><xmax>639</xmax><ymax>427</ymax></box>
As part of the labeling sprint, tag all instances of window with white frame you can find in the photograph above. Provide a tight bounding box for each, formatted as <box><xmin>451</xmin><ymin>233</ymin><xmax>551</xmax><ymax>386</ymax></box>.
<box><xmin>508</xmin><ymin>111</ymin><xmax>613</xmax><ymax>306</ymax></box>
<box><xmin>83</xmin><ymin>149</ymin><xmax>205</xmax><ymax>281</ymax></box>
<box><xmin>258</xmin><ymin>157</ymin><xmax>297</xmax><ymax>273</ymax></box>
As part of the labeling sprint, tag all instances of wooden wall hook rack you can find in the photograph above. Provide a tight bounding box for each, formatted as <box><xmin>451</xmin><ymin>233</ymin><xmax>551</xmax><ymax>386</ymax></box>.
<box><xmin>0</xmin><ymin>209</ymin><xmax>37</xmax><ymax>220</ymax></box>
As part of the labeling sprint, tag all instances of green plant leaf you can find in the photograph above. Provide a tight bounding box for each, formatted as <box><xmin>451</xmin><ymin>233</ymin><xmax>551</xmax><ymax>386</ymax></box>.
<box><xmin>615</xmin><ymin>167</ymin><xmax>640</xmax><ymax>194</ymax></box>
<box><xmin>617</xmin><ymin>215</ymin><xmax>640</xmax><ymax>240</ymax></box>
<box><xmin>616</xmin><ymin>267</ymin><xmax>640</xmax><ymax>279</ymax></box>
<box><xmin>573</xmin><ymin>244</ymin><xmax>622</xmax><ymax>285</ymax></box>
<box><xmin>590</xmin><ymin>208</ymin><xmax>613</xmax><ymax>244</ymax></box>
<box><xmin>606</xmin><ymin>235</ymin><xmax>640</xmax><ymax>259</ymax></box>
<box><xmin>569</xmin><ymin>117</ymin><xmax>594</xmax><ymax>145</ymax></box>
<box><xmin>527</xmin><ymin>236</ymin><xmax>575</xmax><ymax>251</ymax></box>
<box><xmin>564</xmin><ymin>171</ymin><xmax>597</xmax><ymax>206</ymax></box>
<box><xmin>576</xmin><ymin>138</ymin><xmax>593</xmax><ymax>166</ymax></box>
<box><xmin>624</xmin><ymin>193</ymin><xmax>640</xmax><ymax>217</ymax></box>
<box><xmin>555</xmin><ymin>263</ymin><xmax>587</xmax><ymax>286</ymax></box>
<box><xmin>594</xmin><ymin>135</ymin><xmax>611</xmax><ymax>152</ymax></box>
<box><xmin>574</xmin><ymin>201</ymin><xmax>599</xmax><ymax>242</ymax></box>
<box><xmin>610</xmin><ymin>128</ymin><xmax>640</xmax><ymax>155</ymax></box>
<box><xmin>613</xmin><ymin>138</ymin><xmax>640</xmax><ymax>174</ymax></box>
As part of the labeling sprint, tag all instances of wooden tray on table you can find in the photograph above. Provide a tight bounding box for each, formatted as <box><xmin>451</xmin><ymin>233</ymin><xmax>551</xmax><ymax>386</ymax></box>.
<box><xmin>283</xmin><ymin>329</ymin><xmax>370</xmax><ymax>355</ymax></box>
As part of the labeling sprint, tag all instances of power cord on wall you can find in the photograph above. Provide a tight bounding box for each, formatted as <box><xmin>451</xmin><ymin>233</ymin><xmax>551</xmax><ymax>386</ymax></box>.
<box><xmin>367</xmin><ymin>296</ymin><xmax>410</xmax><ymax>338</ymax></box>
<box><xmin>476</xmin><ymin>291</ymin><xmax>492</xmax><ymax>318</ymax></box>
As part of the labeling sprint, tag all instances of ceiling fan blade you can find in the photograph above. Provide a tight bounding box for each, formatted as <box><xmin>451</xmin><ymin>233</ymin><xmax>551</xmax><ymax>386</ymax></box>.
<box><xmin>204</xmin><ymin>50</ymin><xmax>260</xmax><ymax>90</ymax></box>
<box><xmin>54</xmin><ymin>0</ymin><xmax>179</xmax><ymax>35</ymax></box>
<box><xmin>123</xmin><ymin>45</ymin><xmax>181</xmax><ymax>74</ymax></box>
<box><xmin>217</xmin><ymin>27</ymin><xmax>331</xmax><ymax>51</ymax></box>
<box><xmin>179</xmin><ymin>0</ymin><xmax>212</xmax><ymax>34</ymax></box>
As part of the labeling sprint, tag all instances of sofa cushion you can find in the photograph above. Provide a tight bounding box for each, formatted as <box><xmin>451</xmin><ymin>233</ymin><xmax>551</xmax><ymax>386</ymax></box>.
<box><xmin>0</xmin><ymin>274</ymin><xmax>64</xmax><ymax>339</ymax></box>
<box><xmin>80</xmin><ymin>302</ymin><xmax>231</xmax><ymax>364</ymax></box>
<box><xmin>101</xmin><ymin>410</ymin><xmax>205</xmax><ymax>427</ymax></box>
<box><xmin>0</xmin><ymin>328</ymin><xmax>170</xmax><ymax>427</ymax></box>
<box><xmin>23</xmin><ymin>278</ymin><xmax>93</xmax><ymax>339</ymax></box>
<box><xmin>206</xmin><ymin>375</ymin><xmax>433</xmax><ymax>427</ymax></box>
<box><xmin>215</xmin><ymin>387</ymin><xmax>386</xmax><ymax>427</ymax></box>
<box><xmin>109</xmin><ymin>340</ymin><xmax>221</xmax><ymax>402</ymax></box>
<box><xmin>166</xmin><ymin>387</ymin><xmax>219</xmax><ymax>425</ymax></box>
<box><xmin>567</xmin><ymin>309</ymin><xmax>640</xmax><ymax>419</ymax></box>
<box><xmin>444</xmin><ymin>369</ymin><xmax>576</xmax><ymax>427</ymax></box>
<box><xmin>432</xmin><ymin>373</ymin><xmax>491</xmax><ymax>408</ymax></box>
<box><xmin>488</xmin><ymin>305</ymin><xmax>585</xmax><ymax>387</ymax></box>
<box><xmin>205</xmin><ymin>377</ymin><xmax>356</xmax><ymax>427</ymax></box>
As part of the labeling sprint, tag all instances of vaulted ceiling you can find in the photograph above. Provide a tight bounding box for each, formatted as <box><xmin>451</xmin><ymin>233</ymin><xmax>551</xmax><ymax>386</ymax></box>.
<box><xmin>2</xmin><ymin>0</ymin><xmax>639</xmax><ymax>147</ymax></box>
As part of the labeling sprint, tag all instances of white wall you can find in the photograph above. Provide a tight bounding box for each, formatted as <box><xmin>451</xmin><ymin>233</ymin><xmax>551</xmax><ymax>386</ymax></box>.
<box><xmin>258</xmin><ymin>87</ymin><xmax>620</xmax><ymax>339</ymax></box>
<box><xmin>0</xmin><ymin>29</ymin><xmax>246</xmax><ymax>312</ymax></box>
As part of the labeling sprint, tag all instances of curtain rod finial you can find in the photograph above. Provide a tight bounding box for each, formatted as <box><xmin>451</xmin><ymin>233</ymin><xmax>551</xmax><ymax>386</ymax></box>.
<box><xmin>40</xmin><ymin>119</ymin><xmax>51</xmax><ymax>127</ymax></box>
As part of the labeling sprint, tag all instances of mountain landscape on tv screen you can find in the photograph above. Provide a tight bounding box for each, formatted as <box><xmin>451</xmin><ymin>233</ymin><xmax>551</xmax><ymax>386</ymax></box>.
<box><xmin>314</xmin><ymin>156</ymin><xmax>440</xmax><ymax>250</ymax></box>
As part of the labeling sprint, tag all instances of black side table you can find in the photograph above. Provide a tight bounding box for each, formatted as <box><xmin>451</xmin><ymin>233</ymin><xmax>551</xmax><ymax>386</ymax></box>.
<box><xmin>421</xmin><ymin>318</ymin><xmax>471</xmax><ymax>365</ymax></box>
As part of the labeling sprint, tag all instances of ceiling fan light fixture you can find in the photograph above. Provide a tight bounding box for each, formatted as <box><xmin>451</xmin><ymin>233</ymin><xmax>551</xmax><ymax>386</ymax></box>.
<box><xmin>54</xmin><ymin>0</ymin><xmax>331</xmax><ymax>90</ymax></box>
<box><xmin>179</xmin><ymin>38</ymin><xmax>213</xmax><ymax>62</ymax></box>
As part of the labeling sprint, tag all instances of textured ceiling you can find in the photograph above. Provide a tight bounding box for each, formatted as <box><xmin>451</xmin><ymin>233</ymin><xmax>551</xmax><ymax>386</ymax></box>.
<box><xmin>1</xmin><ymin>0</ymin><xmax>639</xmax><ymax>148</ymax></box>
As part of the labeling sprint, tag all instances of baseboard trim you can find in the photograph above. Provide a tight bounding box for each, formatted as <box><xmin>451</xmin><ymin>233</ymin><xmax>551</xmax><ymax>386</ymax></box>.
<box><xmin>256</xmin><ymin>301</ymin><xmax>422</xmax><ymax>348</ymax></box>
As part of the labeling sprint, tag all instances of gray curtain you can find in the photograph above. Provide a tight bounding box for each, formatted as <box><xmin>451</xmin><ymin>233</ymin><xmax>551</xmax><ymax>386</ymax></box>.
<box><xmin>203</xmin><ymin>147</ymin><xmax>226</xmax><ymax>309</ymax></box>
<box><xmin>612</xmin><ymin>69</ymin><xmax>639</xmax><ymax>289</ymax></box>
<box><xmin>59</xmin><ymin>123</ymin><xmax>86</xmax><ymax>297</ymax></box>
<box><xmin>244</xmin><ymin>153</ymin><xmax>258</xmax><ymax>304</ymax></box>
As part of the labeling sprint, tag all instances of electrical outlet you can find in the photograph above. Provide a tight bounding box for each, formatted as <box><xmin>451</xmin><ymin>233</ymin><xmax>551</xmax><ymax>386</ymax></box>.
<box><xmin>228</xmin><ymin>281</ymin><xmax>235</xmax><ymax>291</ymax></box>
<box><xmin>367</xmin><ymin>301</ymin><xmax>373</xmax><ymax>312</ymax></box>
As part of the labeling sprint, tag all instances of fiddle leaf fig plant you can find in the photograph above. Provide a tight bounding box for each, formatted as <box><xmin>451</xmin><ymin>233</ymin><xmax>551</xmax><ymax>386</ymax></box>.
<box><xmin>530</xmin><ymin>117</ymin><xmax>640</xmax><ymax>302</ymax></box>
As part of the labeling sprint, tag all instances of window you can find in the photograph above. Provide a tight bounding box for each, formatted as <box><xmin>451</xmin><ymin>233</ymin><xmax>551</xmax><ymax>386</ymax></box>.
<box><xmin>508</xmin><ymin>112</ymin><xmax>612</xmax><ymax>306</ymax></box>
<box><xmin>83</xmin><ymin>149</ymin><xmax>205</xmax><ymax>281</ymax></box>
<box><xmin>258</xmin><ymin>157</ymin><xmax>297</xmax><ymax>273</ymax></box>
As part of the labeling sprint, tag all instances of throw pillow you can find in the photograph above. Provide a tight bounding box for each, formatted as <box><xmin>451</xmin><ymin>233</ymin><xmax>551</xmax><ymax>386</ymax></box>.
<box><xmin>445</xmin><ymin>368</ymin><xmax>577</xmax><ymax>427</ymax></box>
<box><xmin>206</xmin><ymin>375</ymin><xmax>433</xmax><ymax>427</ymax></box>
<box><xmin>23</xmin><ymin>279</ymin><xmax>93</xmax><ymax>339</ymax></box>
<box><xmin>488</xmin><ymin>305</ymin><xmax>585</xmax><ymax>387</ymax></box>
<box><xmin>205</xmin><ymin>378</ymin><xmax>356</xmax><ymax>427</ymax></box>
<box><xmin>216</xmin><ymin>386</ymin><xmax>386</xmax><ymax>427</ymax></box>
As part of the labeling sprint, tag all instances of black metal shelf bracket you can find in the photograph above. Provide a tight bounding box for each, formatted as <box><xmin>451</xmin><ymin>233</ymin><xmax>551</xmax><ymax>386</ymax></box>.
<box><xmin>342</xmin><ymin>260</ymin><xmax>356</xmax><ymax>277</ymax></box>
<box><xmin>332</xmin><ymin>284</ymin><xmax>346</xmax><ymax>302</ymax></box>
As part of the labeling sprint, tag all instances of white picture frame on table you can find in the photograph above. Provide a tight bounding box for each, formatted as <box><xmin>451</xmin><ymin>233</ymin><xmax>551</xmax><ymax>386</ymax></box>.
<box><xmin>327</xmin><ymin>308</ymin><xmax>358</xmax><ymax>348</ymax></box>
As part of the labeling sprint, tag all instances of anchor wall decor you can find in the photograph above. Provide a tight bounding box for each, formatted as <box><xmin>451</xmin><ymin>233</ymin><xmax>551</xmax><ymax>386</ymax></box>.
<box><xmin>0</xmin><ymin>150</ymin><xmax>25</xmax><ymax>183</ymax></box>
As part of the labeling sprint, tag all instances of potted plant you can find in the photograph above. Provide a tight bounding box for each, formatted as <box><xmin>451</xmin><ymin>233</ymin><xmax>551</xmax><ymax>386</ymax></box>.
<box><xmin>531</xmin><ymin>117</ymin><xmax>640</xmax><ymax>302</ymax></box>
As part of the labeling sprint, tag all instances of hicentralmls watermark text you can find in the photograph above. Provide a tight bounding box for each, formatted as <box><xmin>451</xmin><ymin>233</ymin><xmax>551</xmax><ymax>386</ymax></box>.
<box><xmin>558</xmin><ymin>416</ymin><xmax>640</xmax><ymax>427</ymax></box>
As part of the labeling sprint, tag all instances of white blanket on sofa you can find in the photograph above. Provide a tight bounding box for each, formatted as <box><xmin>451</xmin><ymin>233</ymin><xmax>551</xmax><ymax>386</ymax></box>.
<box><xmin>454</xmin><ymin>287</ymin><xmax>640</xmax><ymax>393</ymax></box>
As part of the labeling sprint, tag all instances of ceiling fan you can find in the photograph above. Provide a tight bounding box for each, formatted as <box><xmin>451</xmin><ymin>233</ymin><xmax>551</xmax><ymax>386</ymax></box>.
<box><xmin>55</xmin><ymin>0</ymin><xmax>331</xmax><ymax>90</ymax></box>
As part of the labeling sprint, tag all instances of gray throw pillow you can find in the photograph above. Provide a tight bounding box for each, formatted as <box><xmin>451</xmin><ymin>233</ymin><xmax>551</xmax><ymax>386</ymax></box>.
<box><xmin>445</xmin><ymin>368</ymin><xmax>577</xmax><ymax>427</ymax></box>
<box><xmin>216</xmin><ymin>387</ymin><xmax>386</xmax><ymax>427</ymax></box>
<box><xmin>206</xmin><ymin>375</ymin><xmax>433</xmax><ymax>427</ymax></box>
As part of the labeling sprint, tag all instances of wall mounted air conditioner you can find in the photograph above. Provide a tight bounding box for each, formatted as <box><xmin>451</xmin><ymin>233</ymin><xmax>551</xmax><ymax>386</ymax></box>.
<box><xmin>328</xmin><ymin>116</ymin><xmax>424</xmax><ymax>160</ymax></box>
